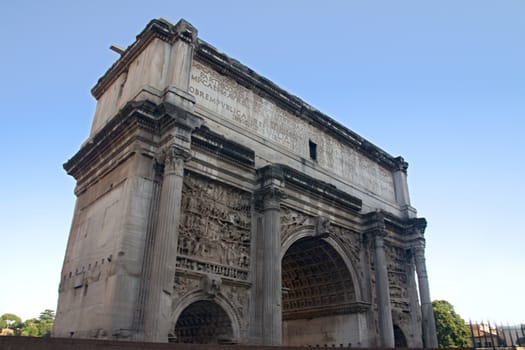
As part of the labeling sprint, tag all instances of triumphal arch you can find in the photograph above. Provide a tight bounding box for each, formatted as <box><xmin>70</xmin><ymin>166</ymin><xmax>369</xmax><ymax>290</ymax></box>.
<box><xmin>54</xmin><ymin>18</ymin><xmax>438</xmax><ymax>348</ymax></box>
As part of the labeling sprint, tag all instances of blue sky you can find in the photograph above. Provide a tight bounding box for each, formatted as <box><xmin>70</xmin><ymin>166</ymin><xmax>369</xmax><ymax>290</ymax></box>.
<box><xmin>1</xmin><ymin>1</ymin><xmax>523</xmax><ymax>324</ymax></box>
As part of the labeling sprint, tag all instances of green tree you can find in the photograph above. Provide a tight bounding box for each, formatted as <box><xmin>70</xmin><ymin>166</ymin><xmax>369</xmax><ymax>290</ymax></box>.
<box><xmin>19</xmin><ymin>319</ymin><xmax>40</xmax><ymax>337</ymax></box>
<box><xmin>38</xmin><ymin>310</ymin><xmax>55</xmax><ymax>322</ymax></box>
<box><xmin>433</xmin><ymin>300</ymin><xmax>471</xmax><ymax>348</ymax></box>
<box><xmin>1</xmin><ymin>310</ymin><xmax>55</xmax><ymax>337</ymax></box>
<box><xmin>1</xmin><ymin>313</ymin><xmax>22</xmax><ymax>336</ymax></box>
<box><xmin>1</xmin><ymin>313</ymin><xmax>22</xmax><ymax>328</ymax></box>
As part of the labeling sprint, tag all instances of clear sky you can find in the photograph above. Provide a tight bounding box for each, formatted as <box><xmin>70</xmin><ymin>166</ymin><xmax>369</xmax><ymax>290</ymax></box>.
<box><xmin>1</xmin><ymin>0</ymin><xmax>523</xmax><ymax>324</ymax></box>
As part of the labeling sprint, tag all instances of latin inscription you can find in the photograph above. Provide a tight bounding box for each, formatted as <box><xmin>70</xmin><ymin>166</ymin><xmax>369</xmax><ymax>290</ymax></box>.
<box><xmin>190</xmin><ymin>62</ymin><xmax>303</xmax><ymax>152</ymax></box>
<box><xmin>176</xmin><ymin>256</ymin><xmax>248</xmax><ymax>280</ymax></box>
<box><xmin>190</xmin><ymin>61</ymin><xmax>396</xmax><ymax>201</ymax></box>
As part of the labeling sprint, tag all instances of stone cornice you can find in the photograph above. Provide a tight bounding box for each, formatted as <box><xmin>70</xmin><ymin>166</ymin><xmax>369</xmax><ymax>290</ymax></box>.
<box><xmin>64</xmin><ymin>100</ymin><xmax>203</xmax><ymax>189</ymax></box>
<box><xmin>91</xmin><ymin>17</ymin><xmax>407</xmax><ymax>172</ymax></box>
<box><xmin>276</xmin><ymin>164</ymin><xmax>363</xmax><ymax>212</ymax></box>
<box><xmin>195</xmin><ymin>39</ymin><xmax>403</xmax><ymax>172</ymax></box>
<box><xmin>91</xmin><ymin>18</ymin><xmax>197</xmax><ymax>100</ymax></box>
<box><xmin>362</xmin><ymin>210</ymin><xmax>429</xmax><ymax>244</ymax></box>
<box><xmin>64</xmin><ymin>101</ymin><xmax>159</xmax><ymax>185</ymax></box>
<box><xmin>191</xmin><ymin>126</ymin><xmax>255</xmax><ymax>168</ymax></box>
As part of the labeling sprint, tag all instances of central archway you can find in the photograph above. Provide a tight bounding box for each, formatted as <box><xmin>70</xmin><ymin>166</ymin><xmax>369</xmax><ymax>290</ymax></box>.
<box><xmin>282</xmin><ymin>237</ymin><xmax>362</xmax><ymax>346</ymax></box>
<box><xmin>174</xmin><ymin>300</ymin><xmax>234</xmax><ymax>344</ymax></box>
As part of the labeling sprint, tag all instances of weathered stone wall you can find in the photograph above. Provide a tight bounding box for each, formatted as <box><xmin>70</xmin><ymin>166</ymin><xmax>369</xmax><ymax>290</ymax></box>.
<box><xmin>90</xmin><ymin>38</ymin><xmax>170</xmax><ymax>136</ymax></box>
<box><xmin>55</xmin><ymin>18</ymin><xmax>437</xmax><ymax>348</ymax></box>
<box><xmin>189</xmin><ymin>61</ymin><xmax>398</xmax><ymax>215</ymax></box>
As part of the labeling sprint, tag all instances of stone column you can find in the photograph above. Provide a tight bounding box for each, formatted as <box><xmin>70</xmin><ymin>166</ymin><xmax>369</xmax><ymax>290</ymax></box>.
<box><xmin>372</xmin><ymin>230</ymin><xmax>395</xmax><ymax>348</ymax></box>
<box><xmin>413</xmin><ymin>239</ymin><xmax>438</xmax><ymax>348</ymax></box>
<box><xmin>143</xmin><ymin>145</ymin><xmax>190</xmax><ymax>342</ymax></box>
<box><xmin>254</xmin><ymin>165</ymin><xmax>286</xmax><ymax>345</ymax></box>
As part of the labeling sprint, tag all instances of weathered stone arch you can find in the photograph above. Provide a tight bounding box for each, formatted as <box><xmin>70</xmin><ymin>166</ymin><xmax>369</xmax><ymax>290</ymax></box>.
<box><xmin>171</xmin><ymin>291</ymin><xmax>241</xmax><ymax>343</ymax></box>
<box><xmin>281</xmin><ymin>226</ymin><xmax>363</xmax><ymax>301</ymax></box>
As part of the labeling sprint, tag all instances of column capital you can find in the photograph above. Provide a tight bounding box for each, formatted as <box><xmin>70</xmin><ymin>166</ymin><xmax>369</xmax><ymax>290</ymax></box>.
<box><xmin>160</xmin><ymin>144</ymin><xmax>191</xmax><ymax>176</ymax></box>
<box><xmin>364</xmin><ymin>210</ymin><xmax>387</xmax><ymax>241</ymax></box>
<box><xmin>409</xmin><ymin>217</ymin><xmax>427</xmax><ymax>236</ymax></box>
<box><xmin>412</xmin><ymin>239</ymin><xmax>429</xmax><ymax>279</ymax></box>
<box><xmin>255</xmin><ymin>186</ymin><xmax>287</xmax><ymax>211</ymax></box>
<box><xmin>256</xmin><ymin>164</ymin><xmax>286</xmax><ymax>211</ymax></box>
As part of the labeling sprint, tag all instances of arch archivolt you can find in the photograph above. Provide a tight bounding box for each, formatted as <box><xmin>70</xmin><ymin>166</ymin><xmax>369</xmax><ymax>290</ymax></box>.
<box><xmin>281</xmin><ymin>214</ymin><xmax>364</xmax><ymax>302</ymax></box>
<box><xmin>171</xmin><ymin>289</ymin><xmax>242</xmax><ymax>342</ymax></box>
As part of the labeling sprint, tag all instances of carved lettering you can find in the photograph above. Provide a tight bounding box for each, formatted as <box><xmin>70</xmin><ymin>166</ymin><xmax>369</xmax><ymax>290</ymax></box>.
<box><xmin>190</xmin><ymin>61</ymin><xmax>396</xmax><ymax>201</ymax></box>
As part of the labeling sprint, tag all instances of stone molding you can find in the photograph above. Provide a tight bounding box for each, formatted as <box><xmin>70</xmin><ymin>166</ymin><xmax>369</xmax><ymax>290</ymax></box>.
<box><xmin>195</xmin><ymin>41</ymin><xmax>403</xmax><ymax>173</ymax></box>
<box><xmin>255</xmin><ymin>186</ymin><xmax>287</xmax><ymax>211</ymax></box>
<box><xmin>191</xmin><ymin>126</ymin><xmax>255</xmax><ymax>167</ymax></box>
<box><xmin>91</xmin><ymin>17</ymin><xmax>409</xmax><ymax>173</ymax></box>
<box><xmin>64</xmin><ymin>100</ymin><xmax>204</xmax><ymax>191</ymax></box>
<box><xmin>279</xmin><ymin>164</ymin><xmax>362</xmax><ymax>212</ymax></box>
<box><xmin>92</xmin><ymin>18</ymin><xmax>198</xmax><ymax>99</ymax></box>
<box><xmin>363</xmin><ymin>211</ymin><xmax>387</xmax><ymax>237</ymax></box>
<box><xmin>160</xmin><ymin>144</ymin><xmax>191</xmax><ymax>177</ymax></box>
<box><xmin>409</xmin><ymin>217</ymin><xmax>427</xmax><ymax>236</ymax></box>
<box><xmin>64</xmin><ymin>101</ymin><xmax>159</xmax><ymax>194</ymax></box>
<box><xmin>394</xmin><ymin>156</ymin><xmax>409</xmax><ymax>173</ymax></box>
<box><xmin>314</xmin><ymin>216</ymin><xmax>330</xmax><ymax>238</ymax></box>
<box><xmin>255</xmin><ymin>165</ymin><xmax>287</xmax><ymax>211</ymax></box>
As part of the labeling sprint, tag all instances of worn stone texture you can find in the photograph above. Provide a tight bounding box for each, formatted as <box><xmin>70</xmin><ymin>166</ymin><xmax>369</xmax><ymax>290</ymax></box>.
<box><xmin>55</xmin><ymin>17</ymin><xmax>437</xmax><ymax>348</ymax></box>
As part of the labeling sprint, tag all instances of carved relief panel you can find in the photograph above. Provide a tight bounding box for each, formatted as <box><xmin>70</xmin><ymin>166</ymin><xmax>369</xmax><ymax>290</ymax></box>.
<box><xmin>385</xmin><ymin>244</ymin><xmax>411</xmax><ymax>311</ymax></box>
<box><xmin>331</xmin><ymin>225</ymin><xmax>361</xmax><ymax>268</ymax></box>
<box><xmin>176</xmin><ymin>172</ymin><xmax>251</xmax><ymax>281</ymax></box>
<box><xmin>281</xmin><ymin>207</ymin><xmax>312</xmax><ymax>245</ymax></box>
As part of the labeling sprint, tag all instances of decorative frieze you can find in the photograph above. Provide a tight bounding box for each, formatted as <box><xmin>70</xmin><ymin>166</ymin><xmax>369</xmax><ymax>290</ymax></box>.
<box><xmin>178</xmin><ymin>172</ymin><xmax>251</xmax><ymax>275</ymax></box>
<box><xmin>385</xmin><ymin>245</ymin><xmax>410</xmax><ymax>311</ymax></box>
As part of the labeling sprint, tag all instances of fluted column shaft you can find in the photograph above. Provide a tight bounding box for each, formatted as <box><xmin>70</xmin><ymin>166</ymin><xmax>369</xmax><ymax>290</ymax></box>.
<box><xmin>373</xmin><ymin>232</ymin><xmax>395</xmax><ymax>348</ymax></box>
<box><xmin>260</xmin><ymin>187</ymin><xmax>285</xmax><ymax>345</ymax></box>
<box><xmin>414</xmin><ymin>243</ymin><xmax>438</xmax><ymax>348</ymax></box>
<box><xmin>144</xmin><ymin>145</ymin><xmax>189</xmax><ymax>342</ymax></box>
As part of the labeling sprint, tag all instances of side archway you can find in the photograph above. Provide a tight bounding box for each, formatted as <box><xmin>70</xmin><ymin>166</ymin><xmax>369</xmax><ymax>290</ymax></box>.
<box><xmin>171</xmin><ymin>291</ymin><xmax>241</xmax><ymax>344</ymax></box>
<box><xmin>394</xmin><ymin>325</ymin><xmax>408</xmax><ymax>347</ymax></box>
<box><xmin>281</xmin><ymin>228</ymin><xmax>363</xmax><ymax>301</ymax></box>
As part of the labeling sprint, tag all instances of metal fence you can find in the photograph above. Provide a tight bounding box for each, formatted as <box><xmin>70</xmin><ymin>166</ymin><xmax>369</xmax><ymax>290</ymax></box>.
<box><xmin>470</xmin><ymin>321</ymin><xmax>525</xmax><ymax>349</ymax></box>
